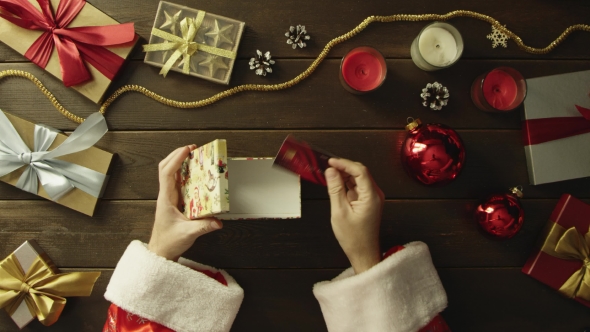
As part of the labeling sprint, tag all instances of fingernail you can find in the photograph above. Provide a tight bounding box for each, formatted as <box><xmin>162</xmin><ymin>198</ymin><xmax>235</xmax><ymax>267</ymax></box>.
<box><xmin>210</xmin><ymin>220</ymin><xmax>221</xmax><ymax>229</ymax></box>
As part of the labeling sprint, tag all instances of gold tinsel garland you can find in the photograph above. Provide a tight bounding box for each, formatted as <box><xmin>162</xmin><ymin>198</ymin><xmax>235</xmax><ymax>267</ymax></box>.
<box><xmin>1</xmin><ymin>10</ymin><xmax>589</xmax><ymax>124</ymax></box>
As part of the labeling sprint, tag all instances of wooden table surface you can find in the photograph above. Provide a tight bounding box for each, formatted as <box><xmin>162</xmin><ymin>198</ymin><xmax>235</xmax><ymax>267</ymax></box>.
<box><xmin>1</xmin><ymin>0</ymin><xmax>590</xmax><ymax>331</ymax></box>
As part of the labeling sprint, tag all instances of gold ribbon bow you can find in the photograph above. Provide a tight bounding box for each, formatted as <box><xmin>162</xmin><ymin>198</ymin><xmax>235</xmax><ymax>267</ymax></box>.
<box><xmin>0</xmin><ymin>254</ymin><xmax>100</xmax><ymax>326</ymax></box>
<box><xmin>539</xmin><ymin>221</ymin><xmax>590</xmax><ymax>300</ymax></box>
<box><xmin>143</xmin><ymin>11</ymin><xmax>237</xmax><ymax>77</ymax></box>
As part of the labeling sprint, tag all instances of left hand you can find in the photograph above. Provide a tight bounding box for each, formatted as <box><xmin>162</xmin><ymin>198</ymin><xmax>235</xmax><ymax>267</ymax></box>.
<box><xmin>148</xmin><ymin>145</ymin><xmax>223</xmax><ymax>261</ymax></box>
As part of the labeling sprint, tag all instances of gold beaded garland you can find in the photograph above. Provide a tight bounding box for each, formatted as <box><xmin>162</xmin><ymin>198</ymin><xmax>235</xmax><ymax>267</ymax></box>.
<box><xmin>1</xmin><ymin>10</ymin><xmax>589</xmax><ymax>124</ymax></box>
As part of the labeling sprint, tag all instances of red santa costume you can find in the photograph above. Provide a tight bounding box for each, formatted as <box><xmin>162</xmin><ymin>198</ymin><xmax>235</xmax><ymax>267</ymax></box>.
<box><xmin>103</xmin><ymin>241</ymin><xmax>449</xmax><ymax>332</ymax></box>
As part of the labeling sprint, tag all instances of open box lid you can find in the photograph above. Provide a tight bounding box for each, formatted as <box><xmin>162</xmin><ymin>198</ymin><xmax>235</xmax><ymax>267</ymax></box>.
<box><xmin>180</xmin><ymin>140</ymin><xmax>301</xmax><ymax>220</ymax></box>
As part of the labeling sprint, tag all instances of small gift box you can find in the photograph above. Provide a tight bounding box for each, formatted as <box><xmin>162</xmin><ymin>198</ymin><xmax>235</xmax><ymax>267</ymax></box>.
<box><xmin>0</xmin><ymin>111</ymin><xmax>113</xmax><ymax>216</ymax></box>
<box><xmin>522</xmin><ymin>194</ymin><xmax>590</xmax><ymax>308</ymax></box>
<box><xmin>144</xmin><ymin>1</ymin><xmax>244</xmax><ymax>84</ymax></box>
<box><xmin>0</xmin><ymin>0</ymin><xmax>137</xmax><ymax>103</ymax></box>
<box><xmin>522</xmin><ymin>70</ymin><xmax>590</xmax><ymax>185</ymax></box>
<box><xmin>181</xmin><ymin>139</ymin><xmax>300</xmax><ymax>220</ymax></box>
<box><xmin>0</xmin><ymin>240</ymin><xmax>100</xmax><ymax>328</ymax></box>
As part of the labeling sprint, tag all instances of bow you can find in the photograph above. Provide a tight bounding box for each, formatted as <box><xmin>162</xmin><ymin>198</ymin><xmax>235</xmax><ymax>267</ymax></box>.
<box><xmin>0</xmin><ymin>111</ymin><xmax>108</xmax><ymax>201</ymax></box>
<box><xmin>143</xmin><ymin>11</ymin><xmax>236</xmax><ymax>77</ymax></box>
<box><xmin>540</xmin><ymin>222</ymin><xmax>590</xmax><ymax>300</ymax></box>
<box><xmin>0</xmin><ymin>253</ymin><xmax>100</xmax><ymax>326</ymax></box>
<box><xmin>0</xmin><ymin>0</ymin><xmax>135</xmax><ymax>87</ymax></box>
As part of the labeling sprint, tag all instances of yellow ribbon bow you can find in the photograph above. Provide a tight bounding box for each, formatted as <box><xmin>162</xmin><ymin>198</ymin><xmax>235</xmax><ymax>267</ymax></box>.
<box><xmin>540</xmin><ymin>222</ymin><xmax>590</xmax><ymax>300</ymax></box>
<box><xmin>143</xmin><ymin>11</ymin><xmax>237</xmax><ymax>77</ymax></box>
<box><xmin>0</xmin><ymin>254</ymin><xmax>100</xmax><ymax>326</ymax></box>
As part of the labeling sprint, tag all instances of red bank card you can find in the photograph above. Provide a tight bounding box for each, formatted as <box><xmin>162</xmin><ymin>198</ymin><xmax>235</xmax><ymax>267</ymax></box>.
<box><xmin>273</xmin><ymin>135</ymin><xmax>336</xmax><ymax>186</ymax></box>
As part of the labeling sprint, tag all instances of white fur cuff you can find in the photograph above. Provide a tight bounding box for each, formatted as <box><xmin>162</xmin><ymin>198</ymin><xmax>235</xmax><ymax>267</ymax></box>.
<box><xmin>313</xmin><ymin>242</ymin><xmax>447</xmax><ymax>332</ymax></box>
<box><xmin>104</xmin><ymin>241</ymin><xmax>244</xmax><ymax>332</ymax></box>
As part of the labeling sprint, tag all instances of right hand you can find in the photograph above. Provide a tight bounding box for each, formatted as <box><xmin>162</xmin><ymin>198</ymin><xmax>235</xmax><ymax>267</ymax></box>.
<box><xmin>325</xmin><ymin>158</ymin><xmax>384</xmax><ymax>274</ymax></box>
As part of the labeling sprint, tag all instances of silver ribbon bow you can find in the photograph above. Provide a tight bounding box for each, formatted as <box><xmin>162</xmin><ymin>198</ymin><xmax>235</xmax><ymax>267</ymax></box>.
<box><xmin>0</xmin><ymin>112</ymin><xmax>109</xmax><ymax>201</ymax></box>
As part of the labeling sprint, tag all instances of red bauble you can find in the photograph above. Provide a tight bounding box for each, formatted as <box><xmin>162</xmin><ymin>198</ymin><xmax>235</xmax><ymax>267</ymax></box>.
<box><xmin>400</xmin><ymin>118</ymin><xmax>465</xmax><ymax>186</ymax></box>
<box><xmin>475</xmin><ymin>187</ymin><xmax>524</xmax><ymax>239</ymax></box>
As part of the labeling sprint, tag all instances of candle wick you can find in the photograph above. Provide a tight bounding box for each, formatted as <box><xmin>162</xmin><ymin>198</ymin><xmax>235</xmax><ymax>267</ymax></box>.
<box><xmin>435</xmin><ymin>44</ymin><xmax>440</xmax><ymax>48</ymax></box>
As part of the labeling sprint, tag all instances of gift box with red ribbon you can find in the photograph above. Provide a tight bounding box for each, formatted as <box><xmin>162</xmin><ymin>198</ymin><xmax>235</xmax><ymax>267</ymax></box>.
<box><xmin>0</xmin><ymin>0</ymin><xmax>137</xmax><ymax>103</ymax></box>
<box><xmin>522</xmin><ymin>194</ymin><xmax>590</xmax><ymax>308</ymax></box>
<box><xmin>522</xmin><ymin>70</ymin><xmax>590</xmax><ymax>185</ymax></box>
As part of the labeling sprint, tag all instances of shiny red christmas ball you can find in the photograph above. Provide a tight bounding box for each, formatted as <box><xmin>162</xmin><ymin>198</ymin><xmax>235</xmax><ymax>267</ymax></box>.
<box><xmin>400</xmin><ymin>118</ymin><xmax>465</xmax><ymax>186</ymax></box>
<box><xmin>475</xmin><ymin>187</ymin><xmax>524</xmax><ymax>239</ymax></box>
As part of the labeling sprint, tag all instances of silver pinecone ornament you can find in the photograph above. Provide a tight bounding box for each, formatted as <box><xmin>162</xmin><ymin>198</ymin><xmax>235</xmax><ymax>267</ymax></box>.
<box><xmin>420</xmin><ymin>82</ymin><xmax>450</xmax><ymax>111</ymax></box>
<box><xmin>249</xmin><ymin>50</ymin><xmax>275</xmax><ymax>76</ymax></box>
<box><xmin>285</xmin><ymin>25</ymin><xmax>310</xmax><ymax>49</ymax></box>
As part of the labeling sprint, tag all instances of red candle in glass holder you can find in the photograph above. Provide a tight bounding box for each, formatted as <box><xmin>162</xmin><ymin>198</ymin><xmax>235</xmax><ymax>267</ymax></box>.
<box><xmin>340</xmin><ymin>46</ymin><xmax>386</xmax><ymax>94</ymax></box>
<box><xmin>482</xmin><ymin>69</ymin><xmax>518</xmax><ymax>110</ymax></box>
<box><xmin>470</xmin><ymin>66</ymin><xmax>526</xmax><ymax>112</ymax></box>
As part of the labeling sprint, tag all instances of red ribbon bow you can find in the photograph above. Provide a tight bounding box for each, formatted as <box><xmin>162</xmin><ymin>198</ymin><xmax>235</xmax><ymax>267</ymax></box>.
<box><xmin>0</xmin><ymin>0</ymin><xmax>135</xmax><ymax>86</ymax></box>
<box><xmin>523</xmin><ymin>105</ymin><xmax>590</xmax><ymax>146</ymax></box>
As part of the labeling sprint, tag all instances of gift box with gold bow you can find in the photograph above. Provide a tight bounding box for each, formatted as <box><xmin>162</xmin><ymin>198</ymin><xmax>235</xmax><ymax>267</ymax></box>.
<box><xmin>522</xmin><ymin>194</ymin><xmax>590</xmax><ymax>307</ymax></box>
<box><xmin>0</xmin><ymin>240</ymin><xmax>100</xmax><ymax>328</ymax></box>
<box><xmin>0</xmin><ymin>0</ymin><xmax>137</xmax><ymax>103</ymax></box>
<box><xmin>143</xmin><ymin>1</ymin><xmax>244</xmax><ymax>84</ymax></box>
<box><xmin>0</xmin><ymin>111</ymin><xmax>113</xmax><ymax>216</ymax></box>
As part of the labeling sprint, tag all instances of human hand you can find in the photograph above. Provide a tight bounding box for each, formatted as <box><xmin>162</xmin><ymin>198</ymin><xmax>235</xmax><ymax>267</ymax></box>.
<box><xmin>325</xmin><ymin>158</ymin><xmax>384</xmax><ymax>274</ymax></box>
<box><xmin>148</xmin><ymin>145</ymin><xmax>223</xmax><ymax>261</ymax></box>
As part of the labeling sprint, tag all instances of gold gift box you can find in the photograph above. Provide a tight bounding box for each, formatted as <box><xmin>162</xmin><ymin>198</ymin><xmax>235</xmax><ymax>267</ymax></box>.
<box><xmin>0</xmin><ymin>0</ymin><xmax>137</xmax><ymax>103</ymax></box>
<box><xmin>0</xmin><ymin>112</ymin><xmax>113</xmax><ymax>216</ymax></box>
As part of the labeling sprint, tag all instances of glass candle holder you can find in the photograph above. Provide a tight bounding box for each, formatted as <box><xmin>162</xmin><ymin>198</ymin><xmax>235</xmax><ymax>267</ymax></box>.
<box><xmin>471</xmin><ymin>67</ymin><xmax>527</xmax><ymax>112</ymax></box>
<box><xmin>339</xmin><ymin>46</ymin><xmax>387</xmax><ymax>94</ymax></box>
<box><xmin>410</xmin><ymin>22</ymin><xmax>464</xmax><ymax>71</ymax></box>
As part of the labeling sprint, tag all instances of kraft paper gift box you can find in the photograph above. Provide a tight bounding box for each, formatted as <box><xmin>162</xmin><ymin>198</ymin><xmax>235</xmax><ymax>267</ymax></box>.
<box><xmin>0</xmin><ymin>111</ymin><xmax>113</xmax><ymax>216</ymax></box>
<box><xmin>0</xmin><ymin>0</ymin><xmax>137</xmax><ymax>103</ymax></box>
<box><xmin>522</xmin><ymin>70</ymin><xmax>590</xmax><ymax>185</ymax></box>
<box><xmin>144</xmin><ymin>1</ymin><xmax>244</xmax><ymax>84</ymax></box>
<box><xmin>181</xmin><ymin>139</ymin><xmax>301</xmax><ymax>220</ymax></box>
<box><xmin>522</xmin><ymin>194</ymin><xmax>590</xmax><ymax>308</ymax></box>
<box><xmin>0</xmin><ymin>240</ymin><xmax>100</xmax><ymax>328</ymax></box>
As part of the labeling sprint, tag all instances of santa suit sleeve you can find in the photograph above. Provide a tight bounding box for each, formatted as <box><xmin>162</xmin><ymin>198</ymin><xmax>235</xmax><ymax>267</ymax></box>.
<box><xmin>312</xmin><ymin>241</ymin><xmax>448</xmax><ymax>332</ymax></box>
<box><xmin>104</xmin><ymin>240</ymin><xmax>244</xmax><ymax>332</ymax></box>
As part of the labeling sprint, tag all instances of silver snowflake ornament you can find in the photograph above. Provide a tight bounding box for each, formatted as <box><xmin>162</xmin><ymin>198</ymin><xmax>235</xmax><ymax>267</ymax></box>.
<box><xmin>249</xmin><ymin>50</ymin><xmax>275</xmax><ymax>76</ymax></box>
<box><xmin>285</xmin><ymin>25</ymin><xmax>311</xmax><ymax>49</ymax></box>
<box><xmin>487</xmin><ymin>25</ymin><xmax>509</xmax><ymax>48</ymax></box>
<box><xmin>421</xmin><ymin>82</ymin><xmax>449</xmax><ymax>111</ymax></box>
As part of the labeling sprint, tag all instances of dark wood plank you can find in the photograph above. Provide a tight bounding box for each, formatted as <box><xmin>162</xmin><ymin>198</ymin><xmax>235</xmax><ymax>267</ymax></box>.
<box><xmin>1</xmin><ymin>0</ymin><xmax>589</xmax><ymax>61</ymax></box>
<box><xmin>1</xmin><ymin>268</ymin><xmax>589</xmax><ymax>331</ymax></box>
<box><xmin>2</xmin><ymin>60</ymin><xmax>590</xmax><ymax>131</ymax></box>
<box><xmin>0</xmin><ymin>199</ymin><xmax>572</xmax><ymax>269</ymax></box>
<box><xmin>2</xmin><ymin>129</ymin><xmax>589</xmax><ymax>201</ymax></box>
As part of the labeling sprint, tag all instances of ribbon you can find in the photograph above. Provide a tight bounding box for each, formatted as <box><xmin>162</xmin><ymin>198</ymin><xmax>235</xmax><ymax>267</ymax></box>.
<box><xmin>143</xmin><ymin>11</ymin><xmax>236</xmax><ymax>77</ymax></box>
<box><xmin>0</xmin><ymin>253</ymin><xmax>100</xmax><ymax>326</ymax></box>
<box><xmin>523</xmin><ymin>104</ymin><xmax>590</xmax><ymax>146</ymax></box>
<box><xmin>0</xmin><ymin>0</ymin><xmax>135</xmax><ymax>87</ymax></box>
<box><xmin>0</xmin><ymin>111</ymin><xmax>108</xmax><ymax>201</ymax></box>
<box><xmin>538</xmin><ymin>221</ymin><xmax>590</xmax><ymax>301</ymax></box>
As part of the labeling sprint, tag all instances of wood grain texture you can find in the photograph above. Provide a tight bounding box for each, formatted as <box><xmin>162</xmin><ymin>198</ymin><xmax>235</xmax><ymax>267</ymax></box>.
<box><xmin>1</xmin><ymin>0</ymin><xmax>589</xmax><ymax>62</ymax></box>
<box><xmin>0</xmin><ymin>199</ymin><xmax>576</xmax><ymax>269</ymax></box>
<box><xmin>1</xmin><ymin>60</ymin><xmax>590</xmax><ymax>131</ymax></box>
<box><xmin>1</xmin><ymin>268</ymin><xmax>589</xmax><ymax>332</ymax></box>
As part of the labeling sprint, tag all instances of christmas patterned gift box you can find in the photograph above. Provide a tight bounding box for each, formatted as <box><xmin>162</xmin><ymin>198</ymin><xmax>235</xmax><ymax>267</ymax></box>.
<box><xmin>0</xmin><ymin>0</ymin><xmax>137</xmax><ymax>104</ymax></box>
<box><xmin>0</xmin><ymin>240</ymin><xmax>100</xmax><ymax>328</ymax></box>
<box><xmin>522</xmin><ymin>194</ymin><xmax>590</xmax><ymax>308</ymax></box>
<box><xmin>0</xmin><ymin>111</ymin><xmax>113</xmax><ymax>216</ymax></box>
<box><xmin>522</xmin><ymin>70</ymin><xmax>590</xmax><ymax>185</ymax></box>
<box><xmin>180</xmin><ymin>139</ymin><xmax>300</xmax><ymax>220</ymax></box>
<box><xmin>144</xmin><ymin>1</ymin><xmax>244</xmax><ymax>84</ymax></box>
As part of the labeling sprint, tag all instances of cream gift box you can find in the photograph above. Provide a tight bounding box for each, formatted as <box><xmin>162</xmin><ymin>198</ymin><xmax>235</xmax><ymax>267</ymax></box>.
<box><xmin>181</xmin><ymin>140</ymin><xmax>301</xmax><ymax>220</ymax></box>
<box><xmin>522</xmin><ymin>70</ymin><xmax>590</xmax><ymax>185</ymax></box>
<box><xmin>144</xmin><ymin>1</ymin><xmax>244</xmax><ymax>84</ymax></box>
<box><xmin>0</xmin><ymin>0</ymin><xmax>137</xmax><ymax>103</ymax></box>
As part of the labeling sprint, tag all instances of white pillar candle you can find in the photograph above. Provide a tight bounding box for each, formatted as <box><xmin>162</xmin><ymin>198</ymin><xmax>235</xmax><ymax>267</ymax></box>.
<box><xmin>418</xmin><ymin>27</ymin><xmax>457</xmax><ymax>67</ymax></box>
